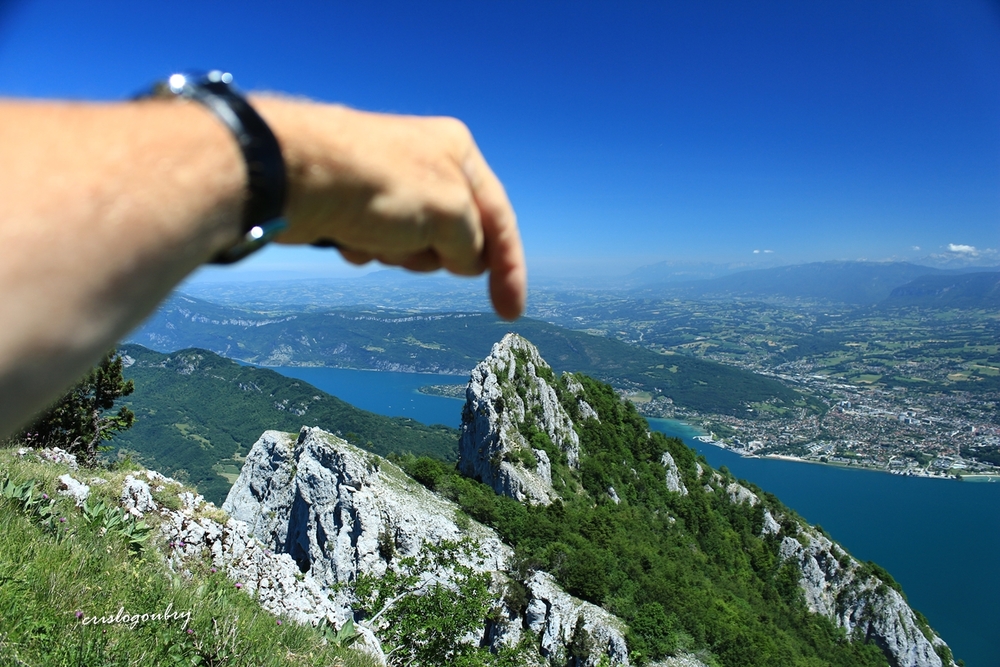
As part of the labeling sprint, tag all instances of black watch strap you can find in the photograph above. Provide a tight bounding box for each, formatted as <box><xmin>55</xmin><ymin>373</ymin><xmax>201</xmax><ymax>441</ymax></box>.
<box><xmin>144</xmin><ymin>71</ymin><xmax>288</xmax><ymax>264</ymax></box>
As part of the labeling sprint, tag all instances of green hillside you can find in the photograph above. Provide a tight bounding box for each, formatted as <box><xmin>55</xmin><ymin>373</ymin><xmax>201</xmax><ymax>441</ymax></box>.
<box><xmin>129</xmin><ymin>295</ymin><xmax>813</xmax><ymax>416</ymax></box>
<box><xmin>114</xmin><ymin>344</ymin><xmax>458</xmax><ymax>505</ymax></box>
<box><xmin>397</xmin><ymin>373</ymin><xmax>912</xmax><ymax>667</ymax></box>
<box><xmin>0</xmin><ymin>449</ymin><xmax>376</xmax><ymax>667</ymax></box>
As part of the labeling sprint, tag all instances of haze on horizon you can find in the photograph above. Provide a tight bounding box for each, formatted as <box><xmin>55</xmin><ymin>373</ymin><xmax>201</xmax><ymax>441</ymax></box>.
<box><xmin>2</xmin><ymin>0</ymin><xmax>998</xmax><ymax>285</ymax></box>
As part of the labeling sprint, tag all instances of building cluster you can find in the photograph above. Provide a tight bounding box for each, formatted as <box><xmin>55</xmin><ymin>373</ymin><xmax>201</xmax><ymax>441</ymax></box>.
<box><xmin>632</xmin><ymin>370</ymin><xmax>1000</xmax><ymax>478</ymax></box>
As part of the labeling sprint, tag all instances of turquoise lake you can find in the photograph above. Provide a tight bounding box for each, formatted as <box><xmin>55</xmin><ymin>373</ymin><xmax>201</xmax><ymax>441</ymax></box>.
<box><xmin>274</xmin><ymin>366</ymin><xmax>998</xmax><ymax>667</ymax></box>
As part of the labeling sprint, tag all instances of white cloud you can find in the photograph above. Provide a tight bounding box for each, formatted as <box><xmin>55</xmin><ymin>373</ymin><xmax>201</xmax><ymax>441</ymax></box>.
<box><xmin>753</xmin><ymin>249</ymin><xmax>760</xmax><ymax>254</ymax></box>
<box><xmin>923</xmin><ymin>245</ymin><xmax>999</xmax><ymax>268</ymax></box>
<box><xmin>911</xmin><ymin>246</ymin><xmax>920</xmax><ymax>251</ymax></box>
<box><xmin>763</xmin><ymin>249</ymin><xmax>774</xmax><ymax>254</ymax></box>
<box><xmin>948</xmin><ymin>243</ymin><xmax>977</xmax><ymax>254</ymax></box>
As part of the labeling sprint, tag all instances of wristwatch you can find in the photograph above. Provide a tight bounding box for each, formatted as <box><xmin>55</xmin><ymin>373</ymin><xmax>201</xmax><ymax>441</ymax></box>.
<box><xmin>143</xmin><ymin>70</ymin><xmax>288</xmax><ymax>264</ymax></box>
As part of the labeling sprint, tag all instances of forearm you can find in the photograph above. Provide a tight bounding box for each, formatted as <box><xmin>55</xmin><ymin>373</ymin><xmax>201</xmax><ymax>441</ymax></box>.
<box><xmin>0</xmin><ymin>99</ymin><xmax>245</xmax><ymax>433</ymax></box>
<box><xmin>0</xmin><ymin>92</ymin><xmax>526</xmax><ymax>438</ymax></box>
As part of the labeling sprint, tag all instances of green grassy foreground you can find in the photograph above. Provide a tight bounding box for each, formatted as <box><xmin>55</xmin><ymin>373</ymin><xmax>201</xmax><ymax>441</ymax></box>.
<box><xmin>0</xmin><ymin>448</ymin><xmax>378</xmax><ymax>667</ymax></box>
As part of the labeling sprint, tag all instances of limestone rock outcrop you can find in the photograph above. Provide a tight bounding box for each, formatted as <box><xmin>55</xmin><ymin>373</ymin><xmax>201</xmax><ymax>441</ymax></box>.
<box><xmin>223</xmin><ymin>426</ymin><xmax>630</xmax><ymax>666</ymax></box>
<box><xmin>121</xmin><ymin>474</ymin><xmax>157</xmax><ymax>517</ymax></box>
<box><xmin>778</xmin><ymin>527</ymin><xmax>952</xmax><ymax>667</ymax></box>
<box><xmin>57</xmin><ymin>473</ymin><xmax>90</xmax><ymax>506</ymax></box>
<box><xmin>458</xmin><ymin>333</ymin><xmax>583</xmax><ymax>505</ymax></box>
<box><xmin>661</xmin><ymin>451</ymin><xmax>688</xmax><ymax>495</ymax></box>
<box><xmin>223</xmin><ymin>428</ymin><xmax>507</xmax><ymax>595</ymax></box>
<box><xmin>725</xmin><ymin>481</ymin><xmax>758</xmax><ymax>506</ymax></box>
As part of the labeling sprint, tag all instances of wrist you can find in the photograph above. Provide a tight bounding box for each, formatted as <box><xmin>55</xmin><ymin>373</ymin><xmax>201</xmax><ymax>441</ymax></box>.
<box><xmin>248</xmin><ymin>95</ymin><xmax>357</xmax><ymax>244</ymax></box>
<box><xmin>142</xmin><ymin>74</ymin><xmax>288</xmax><ymax>263</ymax></box>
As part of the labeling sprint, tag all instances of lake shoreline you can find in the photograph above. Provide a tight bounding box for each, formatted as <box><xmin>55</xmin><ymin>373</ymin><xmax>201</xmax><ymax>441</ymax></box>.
<box><xmin>654</xmin><ymin>421</ymin><xmax>982</xmax><ymax>482</ymax></box>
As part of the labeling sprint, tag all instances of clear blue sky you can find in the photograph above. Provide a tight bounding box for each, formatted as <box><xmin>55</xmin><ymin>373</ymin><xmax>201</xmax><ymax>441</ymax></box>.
<box><xmin>2</xmin><ymin>0</ymin><xmax>998</xmax><ymax>280</ymax></box>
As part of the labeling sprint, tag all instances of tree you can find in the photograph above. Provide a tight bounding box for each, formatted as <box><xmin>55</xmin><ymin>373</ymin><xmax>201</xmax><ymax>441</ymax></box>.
<box><xmin>18</xmin><ymin>351</ymin><xmax>135</xmax><ymax>465</ymax></box>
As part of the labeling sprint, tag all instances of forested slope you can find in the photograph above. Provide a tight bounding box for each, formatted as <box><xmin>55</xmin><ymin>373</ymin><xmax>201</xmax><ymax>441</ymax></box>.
<box><xmin>114</xmin><ymin>344</ymin><xmax>458</xmax><ymax>504</ymax></box>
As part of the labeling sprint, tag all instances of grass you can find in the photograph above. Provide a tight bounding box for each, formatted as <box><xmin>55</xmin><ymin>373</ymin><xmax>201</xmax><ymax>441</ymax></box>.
<box><xmin>0</xmin><ymin>447</ymin><xmax>379</xmax><ymax>667</ymax></box>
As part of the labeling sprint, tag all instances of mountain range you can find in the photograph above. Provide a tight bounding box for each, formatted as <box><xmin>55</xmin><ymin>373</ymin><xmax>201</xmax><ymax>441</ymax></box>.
<box><xmin>629</xmin><ymin>261</ymin><xmax>1000</xmax><ymax>305</ymax></box>
<box><xmin>884</xmin><ymin>271</ymin><xmax>1000</xmax><ymax>308</ymax></box>
<box><xmin>128</xmin><ymin>295</ymin><xmax>811</xmax><ymax>417</ymax></box>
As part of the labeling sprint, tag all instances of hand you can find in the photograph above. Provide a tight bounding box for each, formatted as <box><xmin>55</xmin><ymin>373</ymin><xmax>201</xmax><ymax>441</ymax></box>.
<box><xmin>252</xmin><ymin>97</ymin><xmax>527</xmax><ymax>320</ymax></box>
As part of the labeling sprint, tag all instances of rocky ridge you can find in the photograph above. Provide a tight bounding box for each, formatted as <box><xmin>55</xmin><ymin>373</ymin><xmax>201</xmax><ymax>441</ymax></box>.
<box><xmin>721</xmin><ymin>475</ymin><xmax>951</xmax><ymax>667</ymax></box>
<box><xmin>779</xmin><ymin>530</ymin><xmax>950</xmax><ymax>667</ymax></box>
<box><xmin>458</xmin><ymin>334</ymin><xmax>587</xmax><ymax>505</ymax></box>
<box><xmin>224</xmin><ymin>426</ymin><xmax>633</xmax><ymax>666</ymax></box>
<box><xmin>453</xmin><ymin>334</ymin><xmax>955</xmax><ymax>667</ymax></box>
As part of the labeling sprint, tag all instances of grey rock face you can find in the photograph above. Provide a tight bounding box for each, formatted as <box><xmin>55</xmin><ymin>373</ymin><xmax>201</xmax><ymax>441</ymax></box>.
<box><xmin>458</xmin><ymin>333</ymin><xmax>580</xmax><ymax>505</ymax></box>
<box><xmin>57</xmin><ymin>474</ymin><xmax>90</xmax><ymax>507</ymax></box>
<box><xmin>223</xmin><ymin>426</ymin><xmax>630</xmax><ymax>666</ymax></box>
<box><xmin>522</xmin><ymin>572</ymin><xmax>629</xmax><ymax>665</ymax></box>
<box><xmin>725</xmin><ymin>482</ymin><xmax>758</xmax><ymax>506</ymax></box>
<box><xmin>778</xmin><ymin>528</ymin><xmax>954</xmax><ymax>667</ymax></box>
<box><xmin>156</xmin><ymin>455</ymin><xmax>388</xmax><ymax>664</ymax></box>
<box><xmin>121</xmin><ymin>474</ymin><xmax>157</xmax><ymax>517</ymax></box>
<box><xmin>660</xmin><ymin>451</ymin><xmax>688</xmax><ymax>495</ymax></box>
<box><xmin>564</xmin><ymin>373</ymin><xmax>600</xmax><ymax>423</ymax></box>
<box><xmin>222</xmin><ymin>429</ymin><xmax>506</xmax><ymax>604</ymax></box>
<box><xmin>224</xmin><ymin>428</ymin><xmax>506</xmax><ymax>595</ymax></box>
<box><xmin>16</xmin><ymin>446</ymin><xmax>79</xmax><ymax>469</ymax></box>
<box><xmin>648</xmin><ymin>656</ymin><xmax>712</xmax><ymax>667</ymax></box>
<box><xmin>760</xmin><ymin>509</ymin><xmax>781</xmax><ymax>536</ymax></box>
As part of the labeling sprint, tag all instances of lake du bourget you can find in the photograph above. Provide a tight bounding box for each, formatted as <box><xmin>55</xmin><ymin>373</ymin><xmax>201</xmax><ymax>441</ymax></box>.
<box><xmin>274</xmin><ymin>366</ymin><xmax>999</xmax><ymax>667</ymax></box>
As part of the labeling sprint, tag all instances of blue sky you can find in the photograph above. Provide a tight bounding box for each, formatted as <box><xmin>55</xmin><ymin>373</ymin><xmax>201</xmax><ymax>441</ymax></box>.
<box><xmin>1</xmin><ymin>0</ymin><xmax>998</xmax><ymax>281</ymax></box>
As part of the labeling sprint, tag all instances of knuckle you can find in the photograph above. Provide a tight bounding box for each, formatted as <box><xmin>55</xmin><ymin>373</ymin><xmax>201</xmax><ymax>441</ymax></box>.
<box><xmin>432</xmin><ymin>116</ymin><xmax>473</xmax><ymax>145</ymax></box>
<box><xmin>426</xmin><ymin>186</ymin><xmax>476</xmax><ymax>223</ymax></box>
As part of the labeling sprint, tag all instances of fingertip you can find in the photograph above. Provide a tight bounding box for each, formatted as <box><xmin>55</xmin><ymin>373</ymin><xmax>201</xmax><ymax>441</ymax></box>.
<box><xmin>490</xmin><ymin>265</ymin><xmax>527</xmax><ymax>321</ymax></box>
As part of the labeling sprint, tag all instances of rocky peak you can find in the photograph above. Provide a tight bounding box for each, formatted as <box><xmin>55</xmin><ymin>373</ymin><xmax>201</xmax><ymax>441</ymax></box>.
<box><xmin>224</xmin><ymin>427</ymin><xmax>499</xmax><ymax>593</ymax></box>
<box><xmin>459</xmin><ymin>333</ymin><xmax>584</xmax><ymax>505</ymax></box>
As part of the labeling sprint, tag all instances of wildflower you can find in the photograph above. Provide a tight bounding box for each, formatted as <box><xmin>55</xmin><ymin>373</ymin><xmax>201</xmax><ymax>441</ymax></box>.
<box><xmin>187</xmin><ymin>628</ymin><xmax>194</xmax><ymax>635</ymax></box>
<box><xmin>235</xmin><ymin>583</ymin><xmax>242</xmax><ymax>589</ymax></box>
<box><xmin>75</xmin><ymin>611</ymin><xmax>83</xmax><ymax>619</ymax></box>
<box><xmin>276</xmin><ymin>620</ymin><xmax>282</xmax><ymax>625</ymax></box>
<box><xmin>210</xmin><ymin>567</ymin><xmax>217</xmax><ymax>573</ymax></box>
<box><xmin>42</xmin><ymin>493</ymin><xmax>49</xmax><ymax>500</ymax></box>
<box><xmin>59</xmin><ymin>517</ymin><xmax>66</xmax><ymax>523</ymax></box>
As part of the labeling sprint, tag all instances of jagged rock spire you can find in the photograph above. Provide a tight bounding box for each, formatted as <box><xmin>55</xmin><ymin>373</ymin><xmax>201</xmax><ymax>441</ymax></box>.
<box><xmin>458</xmin><ymin>333</ymin><xmax>583</xmax><ymax>505</ymax></box>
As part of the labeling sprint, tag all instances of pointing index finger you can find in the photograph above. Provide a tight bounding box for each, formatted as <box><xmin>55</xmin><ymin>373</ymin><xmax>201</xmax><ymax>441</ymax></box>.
<box><xmin>464</xmin><ymin>148</ymin><xmax>526</xmax><ymax>321</ymax></box>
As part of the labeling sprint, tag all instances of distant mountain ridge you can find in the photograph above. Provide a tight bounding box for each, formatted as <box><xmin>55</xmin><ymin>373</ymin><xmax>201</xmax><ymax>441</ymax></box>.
<box><xmin>631</xmin><ymin>260</ymin><xmax>998</xmax><ymax>305</ymax></box>
<box><xmin>624</xmin><ymin>259</ymin><xmax>761</xmax><ymax>285</ymax></box>
<box><xmin>884</xmin><ymin>272</ymin><xmax>1000</xmax><ymax>308</ymax></box>
<box><xmin>129</xmin><ymin>295</ymin><xmax>812</xmax><ymax>416</ymax></box>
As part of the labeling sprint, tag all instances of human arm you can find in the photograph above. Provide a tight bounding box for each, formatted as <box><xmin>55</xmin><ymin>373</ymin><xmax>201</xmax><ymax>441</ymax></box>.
<box><xmin>0</xmin><ymin>96</ymin><xmax>526</xmax><ymax>436</ymax></box>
